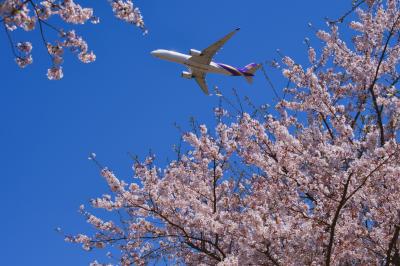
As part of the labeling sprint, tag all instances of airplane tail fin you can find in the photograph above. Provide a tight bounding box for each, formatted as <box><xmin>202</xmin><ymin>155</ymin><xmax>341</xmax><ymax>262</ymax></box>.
<box><xmin>239</xmin><ymin>63</ymin><xmax>261</xmax><ymax>84</ymax></box>
<box><xmin>242</xmin><ymin>63</ymin><xmax>261</xmax><ymax>74</ymax></box>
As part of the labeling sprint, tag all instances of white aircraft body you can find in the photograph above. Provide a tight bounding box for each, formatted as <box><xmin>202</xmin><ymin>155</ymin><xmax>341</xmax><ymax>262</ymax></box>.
<box><xmin>151</xmin><ymin>28</ymin><xmax>260</xmax><ymax>95</ymax></box>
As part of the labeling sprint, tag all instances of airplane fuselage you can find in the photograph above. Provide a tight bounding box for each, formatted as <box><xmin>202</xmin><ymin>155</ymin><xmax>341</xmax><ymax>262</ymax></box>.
<box><xmin>151</xmin><ymin>49</ymin><xmax>243</xmax><ymax>76</ymax></box>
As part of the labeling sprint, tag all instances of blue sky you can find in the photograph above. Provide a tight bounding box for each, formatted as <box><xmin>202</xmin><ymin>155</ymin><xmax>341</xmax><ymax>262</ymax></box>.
<box><xmin>1</xmin><ymin>1</ymin><xmax>350</xmax><ymax>265</ymax></box>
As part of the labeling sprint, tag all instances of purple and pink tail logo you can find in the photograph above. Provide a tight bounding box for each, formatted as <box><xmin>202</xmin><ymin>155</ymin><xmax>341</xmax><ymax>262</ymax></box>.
<box><xmin>239</xmin><ymin>63</ymin><xmax>261</xmax><ymax>76</ymax></box>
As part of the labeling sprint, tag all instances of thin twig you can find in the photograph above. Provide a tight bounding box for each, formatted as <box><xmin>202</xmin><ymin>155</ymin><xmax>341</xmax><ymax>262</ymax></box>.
<box><xmin>326</xmin><ymin>0</ymin><xmax>366</xmax><ymax>24</ymax></box>
<box><xmin>261</xmin><ymin>63</ymin><xmax>281</xmax><ymax>100</ymax></box>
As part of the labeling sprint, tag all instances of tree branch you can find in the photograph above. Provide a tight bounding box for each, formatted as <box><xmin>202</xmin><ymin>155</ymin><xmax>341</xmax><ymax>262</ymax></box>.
<box><xmin>320</xmin><ymin>112</ymin><xmax>335</xmax><ymax>141</ymax></box>
<box><xmin>385</xmin><ymin>224</ymin><xmax>400</xmax><ymax>266</ymax></box>
<box><xmin>367</xmin><ymin>14</ymin><xmax>400</xmax><ymax>146</ymax></box>
<box><xmin>326</xmin><ymin>0</ymin><xmax>366</xmax><ymax>24</ymax></box>
<box><xmin>325</xmin><ymin>173</ymin><xmax>353</xmax><ymax>266</ymax></box>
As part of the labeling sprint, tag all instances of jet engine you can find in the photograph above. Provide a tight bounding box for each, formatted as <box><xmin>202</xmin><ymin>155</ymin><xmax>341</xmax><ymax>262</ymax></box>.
<box><xmin>181</xmin><ymin>71</ymin><xmax>193</xmax><ymax>79</ymax></box>
<box><xmin>189</xmin><ymin>49</ymin><xmax>202</xmax><ymax>56</ymax></box>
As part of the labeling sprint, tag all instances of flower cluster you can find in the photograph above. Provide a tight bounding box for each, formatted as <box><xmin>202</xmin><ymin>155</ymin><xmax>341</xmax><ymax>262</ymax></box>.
<box><xmin>0</xmin><ymin>0</ymin><xmax>145</xmax><ymax>79</ymax></box>
<box><xmin>68</xmin><ymin>0</ymin><xmax>400</xmax><ymax>265</ymax></box>
<box><xmin>15</xmin><ymin>41</ymin><xmax>33</xmax><ymax>68</ymax></box>
<box><xmin>109</xmin><ymin>0</ymin><xmax>146</xmax><ymax>32</ymax></box>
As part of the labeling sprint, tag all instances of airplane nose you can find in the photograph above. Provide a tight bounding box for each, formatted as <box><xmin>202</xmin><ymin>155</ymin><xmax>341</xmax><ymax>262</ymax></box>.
<box><xmin>151</xmin><ymin>50</ymin><xmax>160</xmax><ymax>57</ymax></box>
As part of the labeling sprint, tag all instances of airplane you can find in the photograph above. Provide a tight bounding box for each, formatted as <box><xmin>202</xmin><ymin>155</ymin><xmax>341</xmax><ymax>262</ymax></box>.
<box><xmin>151</xmin><ymin>28</ymin><xmax>260</xmax><ymax>95</ymax></box>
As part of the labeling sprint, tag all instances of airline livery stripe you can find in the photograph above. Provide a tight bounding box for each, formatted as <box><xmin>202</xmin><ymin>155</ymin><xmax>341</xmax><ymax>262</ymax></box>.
<box><xmin>217</xmin><ymin>63</ymin><xmax>241</xmax><ymax>76</ymax></box>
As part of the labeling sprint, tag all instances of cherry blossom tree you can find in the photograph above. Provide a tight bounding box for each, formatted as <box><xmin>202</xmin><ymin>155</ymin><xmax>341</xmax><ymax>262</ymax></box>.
<box><xmin>0</xmin><ymin>0</ymin><xmax>145</xmax><ymax>79</ymax></box>
<box><xmin>66</xmin><ymin>0</ymin><xmax>400</xmax><ymax>265</ymax></box>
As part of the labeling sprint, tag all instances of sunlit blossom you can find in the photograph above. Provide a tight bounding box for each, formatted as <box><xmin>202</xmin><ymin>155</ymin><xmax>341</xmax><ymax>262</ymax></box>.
<box><xmin>65</xmin><ymin>1</ymin><xmax>400</xmax><ymax>265</ymax></box>
<box><xmin>1</xmin><ymin>0</ymin><xmax>145</xmax><ymax>79</ymax></box>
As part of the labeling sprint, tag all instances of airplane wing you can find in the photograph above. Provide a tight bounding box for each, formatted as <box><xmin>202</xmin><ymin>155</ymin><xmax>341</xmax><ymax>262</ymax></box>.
<box><xmin>192</xmin><ymin>69</ymin><xmax>209</xmax><ymax>95</ymax></box>
<box><xmin>189</xmin><ymin>28</ymin><xmax>240</xmax><ymax>65</ymax></box>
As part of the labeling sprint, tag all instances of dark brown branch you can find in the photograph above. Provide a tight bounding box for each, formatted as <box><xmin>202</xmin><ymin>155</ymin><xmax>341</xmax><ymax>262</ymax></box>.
<box><xmin>39</xmin><ymin>19</ymin><xmax>64</xmax><ymax>35</ymax></box>
<box><xmin>261</xmin><ymin>63</ymin><xmax>281</xmax><ymax>100</ymax></box>
<box><xmin>184</xmin><ymin>240</ymin><xmax>221</xmax><ymax>262</ymax></box>
<box><xmin>3</xmin><ymin>22</ymin><xmax>19</xmax><ymax>58</ymax></box>
<box><xmin>232</xmin><ymin>88</ymin><xmax>244</xmax><ymax>115</ymax></box>
<box><xmin>152</xmin><ymin>207</ymin><xmax>226</xmax><ymax>261</ymax></box>
<box><xmin>367</xmin><ymin>14</ymin><xmax>400</xmax><ymax>146</ymax></box>
<box><xmin>159</xmin><ymin>217</ymin><xmax>223</xmax><ymax>261</ymax></box>
<box><xmin>263</xmin><ymin>244</ymin><xmax>280</xmax><ymax>266</ymax></box>
<box><xmin>325</xmin><ymin>173</ymin><xmax>353</xmax><ymax>266</ymax></box>
<box><xmin>28</xmin><ymin>0</ymin><xmax>54</xmax><ymax>61</ymax></box>
<box><xmin>122</xmin><ymin>197</ymin><xmax>225</xmax><ymax>262</ymax></box>
<box><xmin>385</xmin><ymin>225</ymin><xmax>400</xmax><ymax>266</ymax></box>
<box><xmin>325</xmin><ymin>150</ymin><xmax>397</xmax><ymax>265</ymax></box>
<box><xmin>212</xmin><ymin>158</ymin><xmax>218</xmax><ymax>214</ymax></box>
<box><xmin>345</xmin><ymin>151</ymin><xmax>396</xmax><ymax>202</ymax></box>
<box><xmin>351</xmin><ymin>91</ymin><xmax>367</xmax><ymax>130</ymax></box>
<box><xmin>211</xmin><ymin>158</ymin><xmax>224</xmax><ymax>260</ymax></box>
<box><xmin>288</xmin><ymin>206</ymin><xmax>330</xmax><ymax>227</ymax></box>
<box><xmin>320</xmin><ymin>113</ymin><xmax>335</xmax><ymax>141</ymax></box>
<box><xmin>326</xmin><ymin>0</ymin><xmax>366</xmax><ymax>24</ymax></box>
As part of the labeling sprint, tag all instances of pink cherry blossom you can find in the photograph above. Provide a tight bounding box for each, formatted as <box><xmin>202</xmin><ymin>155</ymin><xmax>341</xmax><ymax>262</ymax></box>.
<box><xmin>1</xmin><ymin>0</ymin><xmax>145</xmax><ymax>79</ymax></box>
<box><xmin>57</xmin><ymin>0</ymin><xmax>94</xmax><ymax>24</ymax></box>
<box><xmin>109</xmin><ymin>0</ymin><xmax>145</xmax><ymax>31</ymax></box>
<box><xmin>65</xmin><ymin>0</ymin><xmax>400</xmax><ymax>265</ymax></box>
<box><xmin>15</xmin><ymin>55</ymin><xmax>32</xmax><ymax>68</ymax></box>
<box><xmin>47</xmin><ymin>66</ymin><xmax>63</xmax><ymax>80</ymax></box>
<box><xmin>16</xmin><ymin>41</ymin><xmax>32</xmax><ymax>53</ymax></box>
